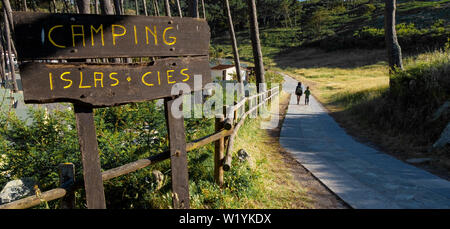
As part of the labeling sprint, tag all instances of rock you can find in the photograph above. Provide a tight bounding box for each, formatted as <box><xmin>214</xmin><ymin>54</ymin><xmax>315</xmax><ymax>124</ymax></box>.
<box><xmin>151</xmin><ymin>170</ymin><xmax>164</xmax><ymax>190</ymax></box>
<box><xmin>430</xmin><ymin>101</ymin><xmax>450</xmax><ymax>122</ymax></box>
<box><xmin>433</xmin><ymin>122</ymin><xmax>450</xmax><ymax>149</ymax></box>
<box><xmin>406</xmin><ymin>158</ymin><xmax>433</xmax><ymax>164</ymax></box>
<box><xmin>237</xmin><ymin>149</ymin><xmax>250</xmax><ymax>162</ymax></box>
<box><xmin>0</xmin><ymin>178</ymin><xmax>36</xmax><ymax>205</ymax></box>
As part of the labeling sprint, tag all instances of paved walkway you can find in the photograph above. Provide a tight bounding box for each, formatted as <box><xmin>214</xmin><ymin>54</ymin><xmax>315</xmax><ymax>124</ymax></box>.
<box><xmin>279</xmin><ymin>73</ymin><xmax>450</xmax><ymax>209</ymax></box>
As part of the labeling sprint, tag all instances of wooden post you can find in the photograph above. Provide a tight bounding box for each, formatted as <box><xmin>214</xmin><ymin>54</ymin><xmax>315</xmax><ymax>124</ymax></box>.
<box><xmin>74</xmin><ymin>105</ymin><xmax>106</xmax><ymax>209</ymax></box>
<box><xmin>214</xmin><ymin>112</ymin><xmax>224</xmax><ymax>187</ymax></box>
<box><xmin>59</xmin><ymin>163</ymin><xmax>75</xmax><ymax>209</ymax></box>
<box><xmin>164</xmin><ymin>96</ymin><xmax>190</xmax><ymax>209</ymax></box>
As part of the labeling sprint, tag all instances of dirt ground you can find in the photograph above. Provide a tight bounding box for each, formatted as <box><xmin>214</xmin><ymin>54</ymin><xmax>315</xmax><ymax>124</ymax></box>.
<box><xmin>267</xmin><ymin>91</ymin><xmax>350</xmax><ymax>209</ymax></box>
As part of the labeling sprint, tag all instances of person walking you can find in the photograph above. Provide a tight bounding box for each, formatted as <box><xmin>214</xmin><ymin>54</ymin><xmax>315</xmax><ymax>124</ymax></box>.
<box><xmin>304</xmin><ymin>86</ymin><xmax>311</xmax><ymax>105</ymax></box>
<box><xmin>295</xmin><ymin>82</ymin><xmax>303</xmax><ymax>105</ymax></box>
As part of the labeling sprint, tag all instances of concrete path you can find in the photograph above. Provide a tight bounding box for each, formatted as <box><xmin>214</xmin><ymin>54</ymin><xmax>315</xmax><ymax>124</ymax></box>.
<box><xmin>279</xmin><ymin>73</ymin><xmax>450</xmax><ymax>209</ymax></box>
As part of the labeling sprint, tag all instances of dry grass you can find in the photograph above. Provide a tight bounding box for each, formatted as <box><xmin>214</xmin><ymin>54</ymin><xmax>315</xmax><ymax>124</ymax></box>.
<box><xmin>232</xmin><ymin>91</ymin><xmax>316</xmax><ymax>208</ymax></box>
<box><xmin>276</xmin><ymin>48</ymin><xmax>390</xmax><ymax>112</ymax></box>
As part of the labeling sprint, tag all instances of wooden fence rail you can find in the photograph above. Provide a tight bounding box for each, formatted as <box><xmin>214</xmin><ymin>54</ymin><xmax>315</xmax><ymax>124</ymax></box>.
<box><xmin>0</xmin><ymin>85</ymin><xmax>279</xmax><ymax>209</ymax></box>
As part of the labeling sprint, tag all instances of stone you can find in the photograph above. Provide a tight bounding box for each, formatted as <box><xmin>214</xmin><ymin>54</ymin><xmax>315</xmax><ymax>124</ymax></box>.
<box><xmin>0</xmin><ymin>178</ymin><xmax>36</xmax><ymax>205</ymax></box>
<box><xmin>237</xmin><ymin>149</ymin><xmax>250</xmax><ymax>162</ymax></box>
<box><xmin>433</xmin><ymin>122</ymin><xmax>450</xmax><ymax>149</ymax></box>
<box><xmin>151</xmin><ymin>170</ymin><xmax>164</xmax><ymax>191</ymax></box>
<box><xmin>406</xmin><ymin>158</ymin><xmax>433</xmax><ymax>164</ymax></box>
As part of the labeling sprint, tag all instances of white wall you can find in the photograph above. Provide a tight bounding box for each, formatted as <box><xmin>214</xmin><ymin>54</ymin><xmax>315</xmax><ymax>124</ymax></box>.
<box><xmin>211</xmin><ymin>67</ymin><xmax>246</xmax><ymax>81</ymax></box>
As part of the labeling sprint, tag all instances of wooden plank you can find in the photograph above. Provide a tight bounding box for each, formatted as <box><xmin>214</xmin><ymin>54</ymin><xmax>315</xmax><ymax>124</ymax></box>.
<box><xmin>20</xmin><ymin>56</ymin><xmax>211</xmax><ymax>107</ymax></box>
<box><xmin>214</xmin><ymin>115</ymin><xmax>224</xmax><ymax>187</ymax></box>
<box><xmin>164</xmin><ymin>96</ymin><xmax>190</xmax><ymax>209</ymax></box>
<box><xmin>0</xmin><ymin>188</ymin><xmax>67</xmax><ymax>209</ymax></box>
<box><xmin>74</xmin><ymin>105</ymin><xmax>106</xmax><ymax>209</ymax></box>
<box><xmin>58</xmin><ymin>163</ymin><xmax>75</xmax><ymax>209</ymax></box>
<box><xmin>12</xmin><ymin>12</ymin><xmax>210</xmax><ymax>60</ymax></box>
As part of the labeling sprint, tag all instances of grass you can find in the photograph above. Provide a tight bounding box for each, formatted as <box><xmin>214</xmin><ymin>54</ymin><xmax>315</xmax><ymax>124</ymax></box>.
<box><xmin>169</xmin><ymin>91</ymin><xmax>313</xmax><ymax>209</ymax></box>
<box><xmin>275</xmin><ymin>48</ymin><xmax>390</xmax><ymax>112</ymax></box>
<box><xmin>281</xmin><ymin>48</ymin><xmax>450</xmax><ymax>178</ymax></box>
<box><xmin>228</xmin><ymin>91</ymin><xmax>314</xmax><ymax>208</ymax></box>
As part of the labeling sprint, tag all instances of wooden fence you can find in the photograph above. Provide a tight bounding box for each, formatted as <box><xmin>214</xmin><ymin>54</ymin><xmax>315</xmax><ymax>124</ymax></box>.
<box><xmin>0</xmin><ymin>85</ymin><xmax>279</xmax><ymax>209</ymax></box>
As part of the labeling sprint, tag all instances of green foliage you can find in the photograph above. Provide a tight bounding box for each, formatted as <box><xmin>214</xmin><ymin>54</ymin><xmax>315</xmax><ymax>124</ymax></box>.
<box><xmin>349</xmin><ymin>50</ymin><xmax>450</xmax><ymax>142</ymax></box>
<box><xmin>0</xmin><ymin>77</ymin><xmax>283</xmax><ymax>208</ymax></box>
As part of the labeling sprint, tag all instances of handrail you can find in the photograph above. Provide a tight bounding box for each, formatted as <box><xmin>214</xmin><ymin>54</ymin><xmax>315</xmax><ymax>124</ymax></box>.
<box><xmin>0</xmin><ymin>86</ymin><xmax>279</xmax><ymax>209</ymax></box>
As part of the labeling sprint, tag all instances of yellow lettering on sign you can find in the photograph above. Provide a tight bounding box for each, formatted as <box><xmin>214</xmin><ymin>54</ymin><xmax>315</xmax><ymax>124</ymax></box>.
<box><xmin>91</xmin><ymin>25</ymin><xmax>105</xmax><ymax>47</ymax></box>
<box><xmin>79</xmin><ymin>72</ymin><xmax>92</xmax><ymax>88</ymax></box>
<box><xmin>94</xmin><ymin>72</ymin><xmax>104</xmax><ymax>88</ymax></box>
<box><xmin>60</xmin><ymin>72</ymin><xmax>73</xmax><ymax>89</ymax></box>
<box><xmin>48</xmin><ymin>25</ymin><xmax>66</xmax><ymax>48</ymax></box>
<box><xmin>145</xmin><ymin>26</ymin><xmax>157</xmax><ymax>45</ymax></box>
<box><xmin>49</xmin><ymin>73</ymin><xmax>54</xmax><ymax>90</ymax></box>
<box><xmin>112</xmin><ymin>24</ymin><xmax>126</xmax><ymax>46</ymax></box>
<box><xmin>163</xmin><ymin>27</ymin><xmax>176</xmax><ymax>45</ymax></box>
<box><xmin>71</xmin><ymin>25</ymin><xmax>85</xmax><ymax>47</ymax></box>
<box><xmin>167</xmin><ymin>70</ymin><xmax>175</xmax><ymax>84</ymax></box>
<box><xmin>157</xmin><ymin>71</ymin><xmax>161</xmax><ymax>85</ymax></box>
<box><xmin>134</xmin><ymin>26</ymin><xmax>138</xmax><ymax>45</ymax></box>
<box><xmin>180</xmin><ymin>68</ymin><xmax>190</xmax><ymax>82</ymax></box>
<box><xmin>109</xmin><ymin>72</ymin><xmax>119</xmax><ymax>86</ymax></box>
<box><xmin>141</xmin><ymin>72</ymin><xmax>154</xmax><ymax>86</ymax></box>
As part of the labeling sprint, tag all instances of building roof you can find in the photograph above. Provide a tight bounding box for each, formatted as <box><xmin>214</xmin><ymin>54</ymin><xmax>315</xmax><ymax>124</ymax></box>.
<box><xmin>211</xmin><ymin>64</ymin><xmax>236</xmax><ymax>70</ymax></box>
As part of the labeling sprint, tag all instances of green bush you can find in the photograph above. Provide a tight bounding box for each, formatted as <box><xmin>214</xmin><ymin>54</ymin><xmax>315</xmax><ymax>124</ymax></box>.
<box><xmin>0</xmin><ymin>84</ymin><xmax>276</xmax><ymax>208</ymax></box>
<box><xmin>349</xmin><ymin>50</ymin><xmax>450</xmax><ymax>143</ymax></box>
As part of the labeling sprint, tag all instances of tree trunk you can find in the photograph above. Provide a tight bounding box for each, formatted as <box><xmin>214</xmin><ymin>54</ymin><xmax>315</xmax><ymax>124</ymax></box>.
<box><xmin>52</xmin><ymin>0</ymin><xmax>58</xmax><ymax>13</ymax></box>
<box><xmin>224</xmin><ymin>0</ymin><xmax>242</xmax><ymax>83</ymax></box>
<box><xmin>76</xmin><ymin>0</ymin><xmax>91</xmax><ymax>14</ymax></box>
<box><xmin>23</xmin><ymin>0</ymin><xmax>27</xmax><ymax>11</ymax></box>
<box><xmin>113</xmin><ymin>0</ymin><xmax>122</xmax><ymax>14</ymax></box>
<box><xmin>247</xmin><ymin>0</ymin><xmax>265</xmax><ymax>92</ymax></box>
<box><xmin>135</xmin><ymin>0</ymin><xmax>139</xmax><ymax>15</ymax></box>
<box><xmin>3</xmin><ymin>8</ymin><xmax>18</xmax><ymax>92</ymax></box>
<box><xmin>188</xmin><ymin>0</ymin><xmax>199</xmax><ymax>18</ymax></box>
<box><xmin>164</xmin><ymin>0</ymin><xmax>171</xmax><ymax>17</ymax></box>
<box><xmin>100</xmin><ymin>0</ymin><xmax>114</xmax><ymax>15</ymax></box>
<box><xmin>142</xmin><ymin>0</ymin><xmax>148</xmax><ymax>16</ymax></box>
<box><xmin>94</xmin><ymin>0</ymin><xmax>99</xmax><ymax>14</ymax></box>
<box><xmin>176</xmin><ymin>0</ymin><xmax>182</xmax><ymax>17</ymax></box>
<box><xmin>201</xmin><ymin>0</ymin><xmax>206</xmax><ymax>19</ymax></box>
<box><xmin>1</xmin><ymin>0</ymin><xmax>14</xmax><ymax>32</ymax></box>
<box><xmin>384</xmin><ymin>0</ymin><xmax>403</xmax><ymax>76</ymax></box>
<box><xmin>153</xmin><ymin>0</ymin><xmax>160</xmax><ymax>16</ymax></box>
<box><xmin>0</xmin><ymin>35</ymin><xmax>6</xmax><ymax>83</ymax></box>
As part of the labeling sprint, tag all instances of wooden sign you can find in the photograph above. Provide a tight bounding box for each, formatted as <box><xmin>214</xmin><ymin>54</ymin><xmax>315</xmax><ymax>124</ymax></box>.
<box><xmin>11</xmin><ymin>10</ymin><xmax>210</xmax><ymax>209</ymax></box>
<box><xmin>12</xmin><ymin>12</ymin><xmax>210</xmax><ymax>60</ymax></box>
<box><xmin>20</xmin><ymin>56</ymin><xmax>211</xmax><ymax>107</ymax></box>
